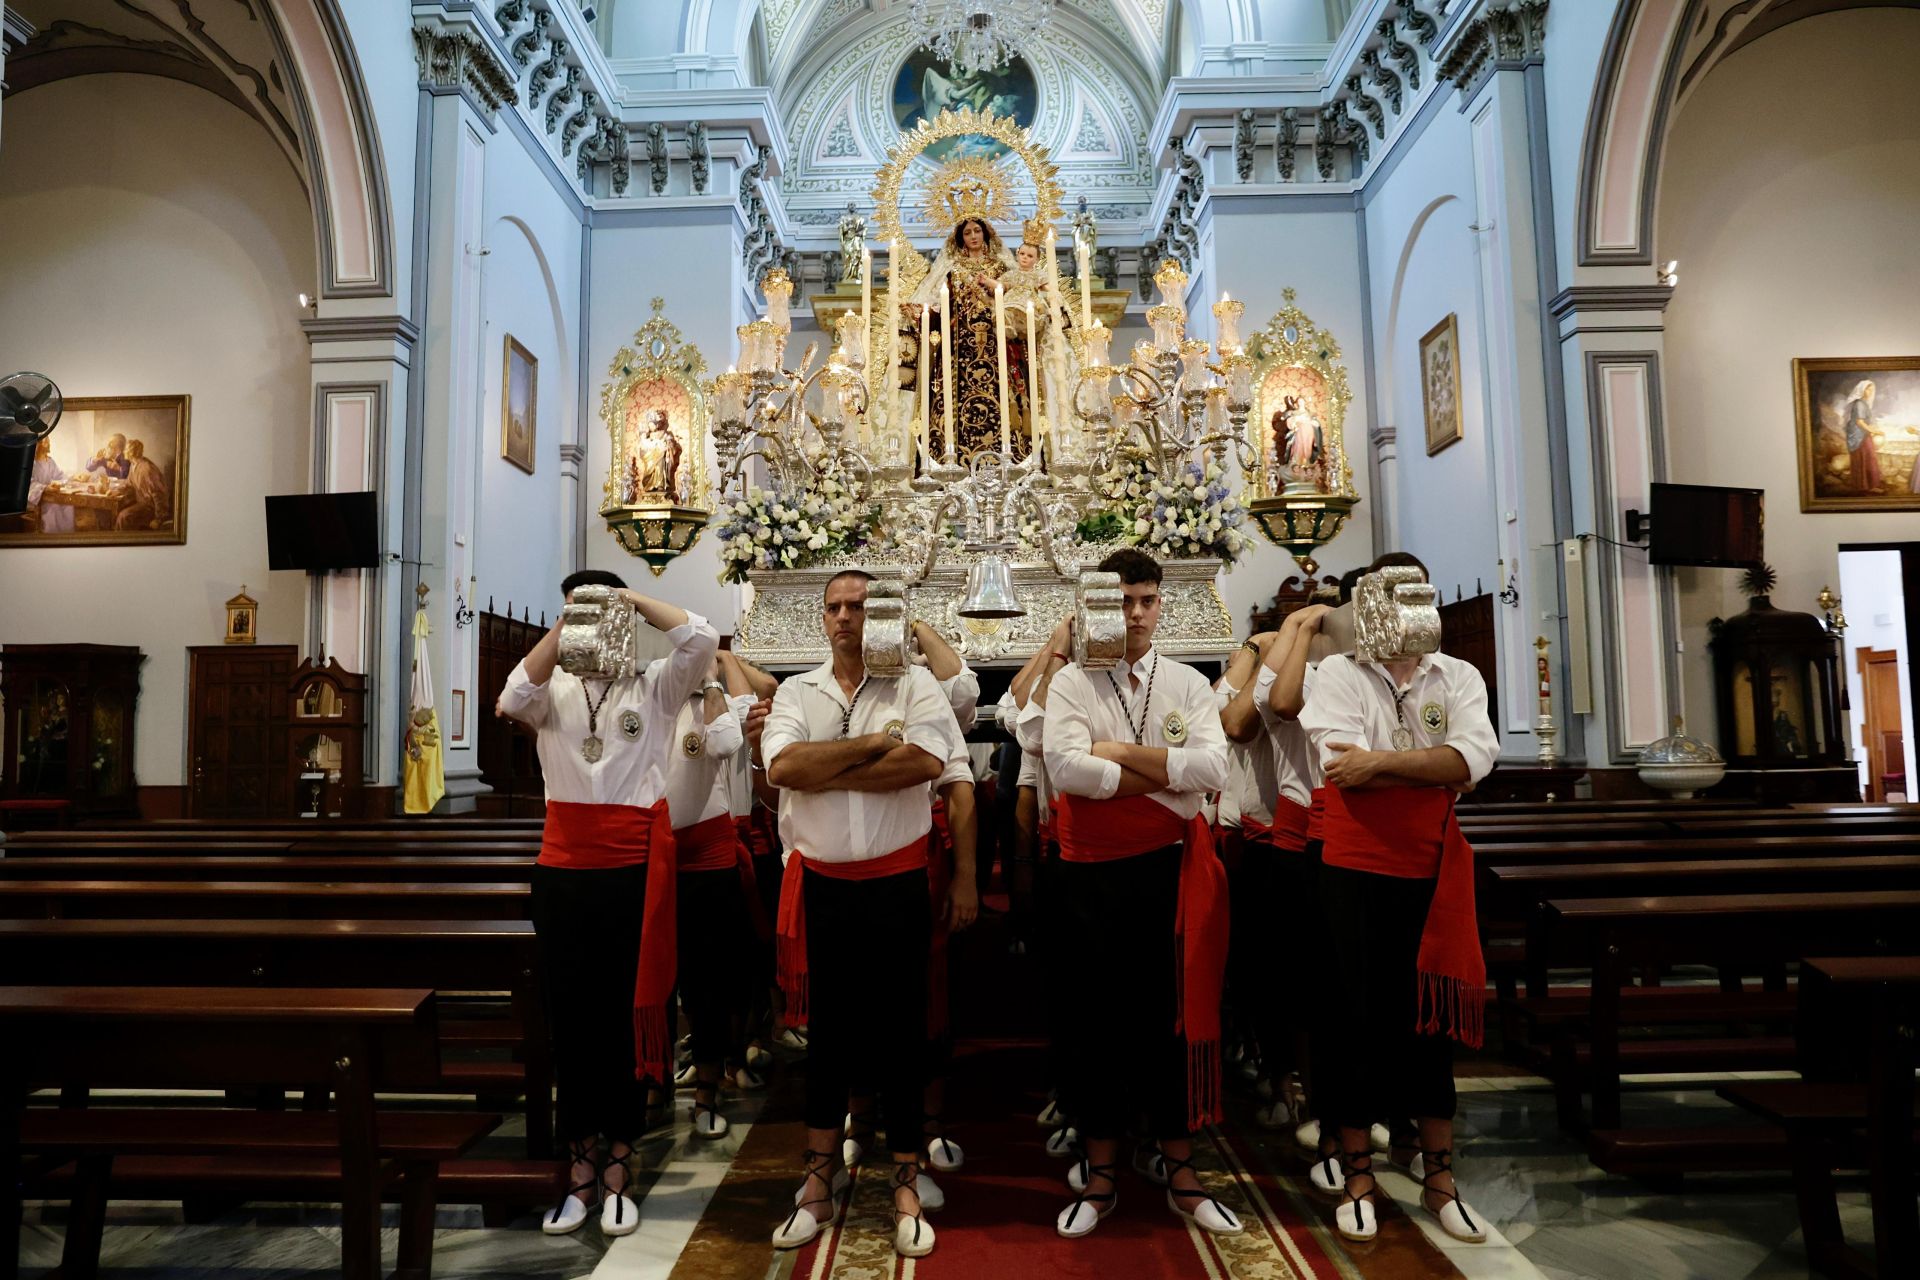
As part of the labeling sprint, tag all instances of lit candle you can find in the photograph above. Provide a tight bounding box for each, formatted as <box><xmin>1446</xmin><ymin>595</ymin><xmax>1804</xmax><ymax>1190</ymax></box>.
<box><xmin>1223</xmin><ymin>353</ymin><xmax>1254</xmax><ymax>404</ymax></box>
<box><xmin>940</xmin><ymin>282</ymin><xmax>954</xmax><ymax>460</ymax></box>
<box><xmin>715</xmin><ymin>366</ymin><xmax>745</xmax><ymax>421</ymax></box>
<box><xmin>886</xmin><ymin>242</ymin><xmax>901</xmax><ymax>446</ymax></box>
<box><xmin>917</xmin><ymin>301</ymin><xmax>930</xmax><ymax>457</ymax></box>
<box><xmin>1025</xmin><ymin>297</ymin><xmax>1040</xmax><ymax>456</ymax></box>
<box><xmin>994</xmin><ymin>282</ymin><xmax>1011</xmax><ymax>457</ymax></box>
<box><xmin>1078</xmin><ymin>241</ymin><xmax>1093</xmax><ymax>330</ymax></box>
<box><xmin>860</xmin><ymin>248</ymin><xmax>872</xmax><ymax>364</ymax></box>
<box><xmin>1213</xmin><ymin>291</ymin><xmax>1244</xmax><ymax>355</ymax></box>
<box><xmin>1203</xmin><ymin>385</ymin><xmax>1229</xmax><ymax>435</ymax></box>
<box><xmin>1180</xmin><ymin>338</ymin><xmax>1210</xmax><ymax>387</ymax></box>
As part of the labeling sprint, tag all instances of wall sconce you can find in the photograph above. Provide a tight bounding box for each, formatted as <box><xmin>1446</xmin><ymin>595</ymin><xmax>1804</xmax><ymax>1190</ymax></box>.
<box><xmin>297</xmin><ymin>292</ymin><xmax>318</xmax><ymax>311</ymax></box>
<box><xmin>1657</xmin><ymin>260</ymin><xmax>1679</xmax><ymax>288</ymax></box>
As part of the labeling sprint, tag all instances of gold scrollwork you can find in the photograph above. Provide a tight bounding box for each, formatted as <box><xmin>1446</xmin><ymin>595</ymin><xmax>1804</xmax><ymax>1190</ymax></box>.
<box><xmin>598</xmin><ymin>297</ymin><xmax>713</xmax><ymax>574</ymax></box>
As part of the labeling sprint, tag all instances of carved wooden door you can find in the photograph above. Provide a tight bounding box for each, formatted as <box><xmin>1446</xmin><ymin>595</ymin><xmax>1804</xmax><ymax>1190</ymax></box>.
<box><xmin>187</xmin><ymin>646</ymin><xmax>296</xmax><ymax>818</ymax></box>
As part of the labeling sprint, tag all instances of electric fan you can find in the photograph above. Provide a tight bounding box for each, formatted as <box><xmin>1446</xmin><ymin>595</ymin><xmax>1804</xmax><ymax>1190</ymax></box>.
<box><xmin>0</xmin><ymin>372</ymin><xmax>63</xmax><ymax>518</ymax></box>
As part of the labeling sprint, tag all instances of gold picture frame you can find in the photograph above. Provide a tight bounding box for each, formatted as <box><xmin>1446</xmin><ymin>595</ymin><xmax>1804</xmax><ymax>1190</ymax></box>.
<box><xmin>1420</xmin><ymin>313</ymin><xmax>1463</xmax><ymax>456</ymax></box>
<box><xmin>502</xmin><ymin>335</ymin><xmax>537</xmax><ymax>475</ymax></box>
<box><xmin>0</xmin><ymin>394</ymin><xmax>190</xmax><ymax>546</ymax></box>
<box><xmin>1792</xmin><ymin>355</ymin><xmax>1920</xmax><ymax>512</ymax></box>
<box><xmin>224</xmin><ymin>588</ymin><xmax>258</xmax><ymax>645</ymax></box>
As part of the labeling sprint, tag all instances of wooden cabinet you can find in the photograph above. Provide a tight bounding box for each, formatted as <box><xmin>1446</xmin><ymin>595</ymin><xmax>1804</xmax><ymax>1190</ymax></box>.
<box><xmin>186</xmin><ymin>646</ymin><xmax>296</xmax><ymax>819</ymax></box>
<box><xmin>1</xmin><ymin>644</ymin><xmax>144</xmax><ymax>818</ymax></box>
<box><xmin>289</xmin><ymin>658</ymin><xmax>366</xmax><ymax>818</ymax></box>
<box><xmin>1440</xmin><ymin>593</ymin><xmax>1499</xmax><ymax>732</ymax></box>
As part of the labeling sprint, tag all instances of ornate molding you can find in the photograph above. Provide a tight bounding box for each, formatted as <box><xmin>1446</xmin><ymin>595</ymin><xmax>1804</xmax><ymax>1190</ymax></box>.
<box><xmin>412</xmin><ymin>16</ymin><xmax>517</xmax><ymax>115</ymax></box>
<box><xmin>687</xmin><ymin>120</ymin><xmax>711</xmax><ymax>195</ymax></box>
<box><xmin>1438</xmin><ymin>0</ymin><xmax>1548</xmax><ymax>93</ymax></box>
<box><xmin>300</xmin><ymin>313</ymin><xmax>422</xmax><ymax>347</ymax></box>
<box><xmin>1234</xmin><ymin>108</ymin><xmax>1256</xmax><ymax>182</ymax></box>
<box><xmin>1547</xmin><ymin>284</ymin><xmax>1675</xmax><ymax>320</ymax></box>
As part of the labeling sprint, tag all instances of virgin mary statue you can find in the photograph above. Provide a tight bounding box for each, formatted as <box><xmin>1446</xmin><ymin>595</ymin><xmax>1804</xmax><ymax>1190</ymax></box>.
<box><xmin>907</xmin><ymin>216</ymin><xmax>1029</xmax><ymax>461</ymax></box>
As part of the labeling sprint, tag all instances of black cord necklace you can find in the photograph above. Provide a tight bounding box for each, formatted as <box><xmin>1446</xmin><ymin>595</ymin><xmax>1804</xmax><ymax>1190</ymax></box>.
<box><xmin>1106</xmin><ymin>653</ymin><xmax>1158</xmax><ymax>745</ymax></box>
<box><xmin>1375</xmin><ymin>671</ymin><xmax>1415</xmax><ymax>751</ymax></box>
<box><xmin>581</xmin><ymin>679</ymin><xmax>614</xmax><ymax>763</ymax></box>
<box><xmin>838</xmin><ymin>674</ymin><xmax>869</xmax><ymax>740</ymax></box>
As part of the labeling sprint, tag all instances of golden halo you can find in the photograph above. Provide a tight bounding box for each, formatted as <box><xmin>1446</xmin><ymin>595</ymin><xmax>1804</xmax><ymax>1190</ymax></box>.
<box><xmin>871</xmin><ymin>106</ymin><xmax>1064</xmax><ymax>297</ymax></box>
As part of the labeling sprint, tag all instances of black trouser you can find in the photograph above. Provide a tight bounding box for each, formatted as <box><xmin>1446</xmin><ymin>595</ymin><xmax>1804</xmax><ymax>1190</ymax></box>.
<box><xmin>1061</xmin><ymin>845</ymin><xmax>1187</xmax><ymax>1141</ymax></box>
<box><xmin>678</xmin><ymin>867</ymin><xmax>752</xmax><ymax>1067</ymax></box>
<box><xmin>1034</xmin><ymin>832</ymin><xmax>1068</xmax><ymax>1100</ymax></box>
<box><xmin>1238</xmin><ymin>845</ymin><xmax>1323</xmax><ymax>1085</ymax></box>
<box><xmin>803</xmin><ymin>865</ymin><xmax>929</xmax><ymax>1152</ymax></box>
<box><xmin>1316</xmin><ymin>862</ymin><xmax>1456</xmax><ymax>1130</ymax></box>
<box><xmin>531</xmin><ymin>862</ymin><xmax>649</xmax><ymax>1144</ymax></box>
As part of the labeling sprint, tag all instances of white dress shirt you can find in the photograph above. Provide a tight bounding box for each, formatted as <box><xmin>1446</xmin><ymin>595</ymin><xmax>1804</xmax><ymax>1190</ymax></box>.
<box><xmin>1011</xmin><ymin>688</ymin><xmax>1055</xmax><ymax>823</ymax></box>
<box><xmin>936</xmin><ymin>663</ymin><xmax>981</xmax><ymax>733</ymax></box>
<box><xmin>498</xmin><ymin>613</ymin><xmax>718</xmax><ymax>808</ymax></box>
<box><xmin>1044</xmin><ymin>647</ymin><xmax>1230</xmax><ymax>820</ymax></box>
<box><xmin>661</xmin><ymin>675</ymin><xmax>743</xmax><ymax>829</ymax></box>
<box><xmin>723</xmin><ymin>693</ymin><xmax>758</xmax><ymax>820</ymax></box>
<box><xmin>762</xmin><ymin>662</ymin><xmax>959</xmax><ymax>863</ymax></box>
<box><xmin>1252</xmin><ymin>663</ymin><xmax>1319</xmax><ymax>812</ymax></box>
<box><xmin>1298</xmin><ymin>652</ymin><xmax>1498</xmax><ymax>785</ymax></box>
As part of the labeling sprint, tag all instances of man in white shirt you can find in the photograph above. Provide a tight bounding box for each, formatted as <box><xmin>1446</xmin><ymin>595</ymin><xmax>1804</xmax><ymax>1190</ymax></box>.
<box><xmin>1008</xmin><ymin>617</ymin><xmax>1072</xmax><ymax>1138</ymax></box>
<box><xmin>662</xmin><ymin>656</ymin><xmax>754</xmax><ymax>1141</ymax></box>
<box><xmin>1220</xmin><ymin>607</ymin><xmax>1329</xmax><ymax>1132</ymax></box>
<box><xmin>755</xmin><ymin>569</ymin><xmax>955</xmax><ymax>1259</ymax></box>
<box><xmin>495</xmin><ymin>569</ymin><xmax>717</xmax><ymax>1239</ymax></box>
<box><xmin>1297</xmin><ymin>553</ymin><xmax>1499</xmax><ymax>1246</ymax></box>
<box><xmin>1042</xmin><ymin>549</ymin><xmax>1238</xmax><ymax>1241</ymax></box>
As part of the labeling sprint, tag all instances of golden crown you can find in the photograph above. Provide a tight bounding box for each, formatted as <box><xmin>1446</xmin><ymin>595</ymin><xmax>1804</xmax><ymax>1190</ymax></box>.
<box><xmin>922</xmin><ymin>155</ymin><xmax>1012</xmax><ymax>234</ymax></box>
<box><xmin>1022</xmin><ymin>216</ymin><xmax>1052</xmax><ymax>248</ymax></box>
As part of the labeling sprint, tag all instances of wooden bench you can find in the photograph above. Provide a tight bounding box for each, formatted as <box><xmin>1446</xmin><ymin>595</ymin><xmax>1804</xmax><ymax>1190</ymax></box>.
<box><xmin>1721</xmin><ymin>956</ymin><xmax>1920</xmax><ymax>1279</ymax></box>
<box><xmin>0</xmin><ymin>918</ymin><xmax>552</xmax><ymax>1158</ymax></box>
<box><xmin>0</xmin><ymin>879</ymin><xmax>532</xmax><ymax>921</ymax></box>
<box><xmin>0</xmin><ymin>986</ymin><xmax>497</xmax><ymax>1280</ymax></box>
<box><xmin>1538</xmin><ymin>890</ymin><xmax>1920</xmax><ymax>1164</ymax></box>
<box><xmin>0</xmin><ymin>855</ymin><xmax>537</xmax><ymax>882</ymax></box>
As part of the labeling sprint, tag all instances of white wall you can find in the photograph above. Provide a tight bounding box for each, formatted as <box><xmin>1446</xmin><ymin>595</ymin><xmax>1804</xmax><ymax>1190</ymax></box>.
<box><xmin>0</xmin><ymin>76</ymin><xmax>314</xmax><ymax>789</ymax></box>
<box><xmin>1657</xmin><ymin>9</ymin><xmax>1920</xmax><ymax>736</ymax></box>
<box><xmin>1837</xmin><ymin>549</ymin><xmax>1915</xmax><ymax>796</ymax></box>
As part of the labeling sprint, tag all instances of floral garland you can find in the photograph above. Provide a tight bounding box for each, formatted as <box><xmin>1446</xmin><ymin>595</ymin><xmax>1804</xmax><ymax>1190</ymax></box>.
<box><xmin>714</xmin><ymin>477</ymin><xmax>878</xmax><ymax>584</ymax></box>
<box><xmin>1095</xmin><ymin>451</ymin><xmax>1253</xmax><ymax>565</ymax></box>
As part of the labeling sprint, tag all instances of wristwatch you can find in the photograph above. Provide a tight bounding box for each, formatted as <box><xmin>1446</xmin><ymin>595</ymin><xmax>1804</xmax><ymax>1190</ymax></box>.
<box><xmin>1240</xmin><ymin>639</ymin><xmax>1261</xmax><ymax>654</ymax></box>
<box><xmin>701</xmin><ymin>679</ymin><xmax>725</xmax><ymax>693</ymax></box>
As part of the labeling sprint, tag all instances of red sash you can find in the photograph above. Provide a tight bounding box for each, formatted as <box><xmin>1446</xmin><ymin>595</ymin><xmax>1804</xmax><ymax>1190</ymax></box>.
<box><xmin>1037</xmin><ymin>814</ymin><xmax>1057</xmax><ymax>859</ymax></box>
<box><xmin>539</xmin><ymin>800</ymin><xmax>679</xmax><ymax>1084</ymax></box>
<box><xmin>1307</xmin><ymin>786</ymin><xmax>1327</xmax><ymax>843</ymax></box>
<box><xmin>679</xmin><ymin>812</ymin><xmax>769</xmax><ymax>942</ymax></box>
<box><xmin>928</xmin><ymin>798</ymin><xmax>953</xmax><ymax>1041</ymax></box>
<box><xmin>775</xmin><ymin>836</ymin><xmax>931</xmax><ymax>1027</ymax></box>
<box><xmin>1243</xmin><ymin>794</ymin><xmax>1311</xmax><ymax>853</ymax></box>
<box><xmin>1054</xmin><ymin>793</ymin><xmax>1229</xmax><ymax>1130</ymax></box>
<box><xmin>1320</xmin><ymin>786</ymin><xmax>1485</xmax><ymax>1048</ymax></box>
<box><xmin>731</xmin><ymin>815</ymin><xmax>774</xmax><ymax>940</ymax></box>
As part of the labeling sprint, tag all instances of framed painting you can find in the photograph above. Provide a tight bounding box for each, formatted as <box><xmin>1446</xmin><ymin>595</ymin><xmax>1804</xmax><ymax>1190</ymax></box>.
<box><xmin>502</xmin><ymin>335</ymin><xmax>537</xmax><ymax>475</ymax></box>
<box><xmin>0</xmin><ymin>395</ymin><xmax>189</xmax><ymax>546</ymax></box>
<box><xmin>1420</xmin><ymin>314</ymin><xmax>1463</xmax><ymax>456</ymax></box>
<box><xmin>891</xmin><ymin>49</ymin><xmax>1038</xmax><ymax>163</ymax></box>
<box><xmin>1793</xmin><ymin>356</ymin><xmax>1920</xmax><ymax>512</ymax></box>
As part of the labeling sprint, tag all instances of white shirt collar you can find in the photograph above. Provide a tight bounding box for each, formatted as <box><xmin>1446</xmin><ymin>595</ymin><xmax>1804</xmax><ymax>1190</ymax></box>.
<box><xmin>1113</xmin><ymin>646</ymin><xmax>1158</xmax><ymax>684</ymax></box>
<box><xmin>1359</xmin><ymin>652</ymin><xmax>1435</xmax><ymax>689</ymax></box>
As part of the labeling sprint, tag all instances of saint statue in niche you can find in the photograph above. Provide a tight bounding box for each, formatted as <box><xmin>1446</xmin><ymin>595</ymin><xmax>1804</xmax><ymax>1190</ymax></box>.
<box><xmin>630</xmin><ymin>409</ymin><xmax>684</xmax><ymax>503</ymax></box>
<box><xmin>1271</xmin><ymin>395</ymin><xmax>1324</xmax><ymax>492</ymax></box>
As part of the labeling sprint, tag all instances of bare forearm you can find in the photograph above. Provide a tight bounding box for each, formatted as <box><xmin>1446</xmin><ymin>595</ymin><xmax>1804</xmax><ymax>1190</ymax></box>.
<box><xmin>1268</xmin><ymin>629</ymin><xmax>1312</xmax><ymax>719</ymax></box>
<box><xmin>826</xmin><ymin>745</ymin><xmax>944</xmax><ymax>792</ymax></box>
<box><xmin>1220</xmin><ymin>682</ymin><xmax>1262</xmax><ymax>743</ymax></box>
<box><xmin>1374</xmin><ymin>746</ymin><xmax>1470</xmax><ymax>786</ymax></box>
<box><xmin>1032</xmin><ymin>656</ymin><xmax>1068</xmax><ymax>709</ymax></box>
<box><xmin>1010</xmin><ymin>643</ymin><xmax>1051</xmax><ymax>707</ymax></box>
<box><xmin>913</xmin><ymin>622</ymin><xmax>963</xmax><ymax>681</ymax></box>
<box><xmin>1111</xmin><ymin>765</ymin><xmax>1162</xmax><ymax>797</ymax></box>
<box><xmin>621</xmin><ymin>589</ymin><xmax>689</xmax><ymax>634</ymax></box>
<box><xmin>941</xmin><ymin>782</ymin><xmax>978</xmax><ymax>886</ymax></box>
<box><xmin>701</xmin><ymin>687</ymin><xmax>729</xmax><ymax>723</ymax></box>
<box><xmin>767</xmin><ymin>734</ymin><xmax>889</xmax><ymax>789</ymax></box>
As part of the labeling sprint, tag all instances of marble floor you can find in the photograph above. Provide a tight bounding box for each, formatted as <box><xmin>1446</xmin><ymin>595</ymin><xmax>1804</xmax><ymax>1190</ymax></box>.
<box><xmin>16</xmin><ymin>1072</ymin><xmax>1880</xmax><ymax>1279</ymax></box>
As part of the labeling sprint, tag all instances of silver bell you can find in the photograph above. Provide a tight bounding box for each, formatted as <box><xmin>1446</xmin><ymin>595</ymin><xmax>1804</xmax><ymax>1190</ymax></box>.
<box><xmin>958</xmin><ymin>552</ymin><xmax>1024</xmax><ymax>619</ymax></box>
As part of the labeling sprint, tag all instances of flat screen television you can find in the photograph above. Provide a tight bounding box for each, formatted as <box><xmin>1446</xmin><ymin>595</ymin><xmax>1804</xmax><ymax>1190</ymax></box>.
<box><xmin>264</xmin><ymin>491</ymin><xmax>381</xmax><ymax>571</ymax></box>
<box><xmin>1646</xmin><ymin>482</ymin><xmax>1764</xmax><ymax>569</ymax></box>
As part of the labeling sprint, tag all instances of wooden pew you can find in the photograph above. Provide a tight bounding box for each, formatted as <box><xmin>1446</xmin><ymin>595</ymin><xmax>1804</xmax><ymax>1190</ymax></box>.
<box><xmin>0</xmin><ymin>855</ymin><xmax>536</xmax><ymax>882</ymax></box>
<box><xmin>1720</xmin><ymin>956</ymin><xmax>1920</xmax><ymax>1280</ymax></box>
<box><xmin>1537</xmin><ymin>889</ymin><xmax>1920</xmax><ymax>1169</ymax></box>
<box><xmin>0</xmin><ymin>880</ymin><xmax>531</xmax><ymax>921</ymax></box>
<box><xmin>0</xmin><ymin>986</ymin><xmax>496</xmax><ymax>1280</ymax></box>
<box><xmin>0</xmin><ymin>918</ymin><xmax>552</xmax><ymax>1158</ymax></box>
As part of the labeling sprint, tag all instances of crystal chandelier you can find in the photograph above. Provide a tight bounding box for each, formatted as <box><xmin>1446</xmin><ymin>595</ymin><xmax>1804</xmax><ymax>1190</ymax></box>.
<box><xmin>909</xmin><ymin>0</ymin><xmax>1056</xmax><ymax>74</ymax></box>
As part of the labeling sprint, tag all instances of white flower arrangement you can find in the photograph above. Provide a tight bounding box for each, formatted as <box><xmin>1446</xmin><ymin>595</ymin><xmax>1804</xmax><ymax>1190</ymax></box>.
<box><xmin>1096</xmin><ymin>452</ymin><xmax>1253</xmax><ymax>565</ymax></box>
<box><xmin>714</xmin><ymin>476</ymin><xmax>877</xmax><ymax>583</ymax></box>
